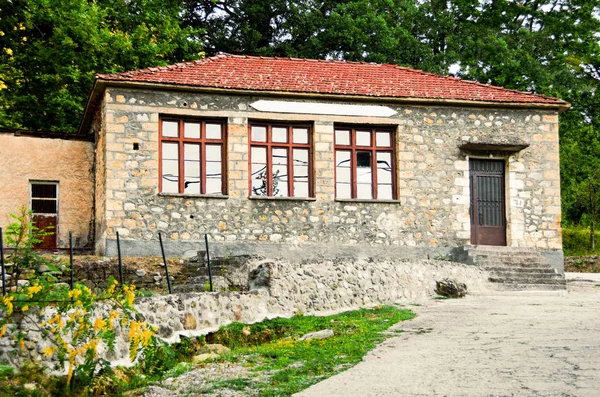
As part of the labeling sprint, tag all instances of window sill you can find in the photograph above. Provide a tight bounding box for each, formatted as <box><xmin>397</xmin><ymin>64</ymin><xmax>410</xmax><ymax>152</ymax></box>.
<box><xmin>158</xmin><ymin>193</ymin><xmax>229</xmax><ymax>199</ymax></box>
<box><xmin>335</xmin><ymin>198</ymin><xmax>401</xmax><ymax>204</ymax></box>
<box><xmin>249</xmin><ymin>196</ymin><xmax>317</xmax><ymax>202</ymax></box>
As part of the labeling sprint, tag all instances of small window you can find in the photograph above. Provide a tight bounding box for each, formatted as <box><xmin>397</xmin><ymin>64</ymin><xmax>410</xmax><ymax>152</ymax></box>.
<box><xmin>159</xmin><ymin>118</ymin><xmax>226</xmax><ymax>195</ymax></box>
<box><xmin>30</xmin><ymin>182</ymin><xmax>58</xmax><ymax>214</ymax></box>
<box><xmin>250</xmin><ymin>123</ymin><xmax>313</xmax><ymax>197</ymax></box>
<box><xmin>335</xmin><ymin>126</ymin><xmax>396</xmax><ymax>200</ymax></box>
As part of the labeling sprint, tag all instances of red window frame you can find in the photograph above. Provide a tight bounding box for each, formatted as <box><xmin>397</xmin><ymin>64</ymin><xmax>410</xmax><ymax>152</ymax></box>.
<box><xmin>334</xmin><ymin>125</ymin><xmax>397</xmax><ymax>200</ymax></box>
<box><xmin>248</xmin><ymin>122</ymin><xmax>313</xmax><ymax>197</ymax></box>
<box><xmin>159</xmin><ymin>117</ymin><xmax>227</xmax><ymax>195</ymax></box>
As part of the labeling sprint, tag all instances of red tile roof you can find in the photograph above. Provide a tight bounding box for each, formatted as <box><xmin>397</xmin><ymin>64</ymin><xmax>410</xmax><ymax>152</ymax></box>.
<box><xmin>96</xmin><ymin>54</ymin><xmax>567</xmax><ymax>106</ymax></box>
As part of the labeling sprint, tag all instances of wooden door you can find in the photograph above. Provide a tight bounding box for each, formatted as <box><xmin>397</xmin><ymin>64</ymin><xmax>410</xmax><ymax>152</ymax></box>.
<box><xmin>469</xmin><ymin>159</ymin><xmax>506</xmax><ymax>246</ymax></box>
<box><xmin>32</xmin><ymin>214</ymin><xmax>57</xmax><ymax>250</ymax></box>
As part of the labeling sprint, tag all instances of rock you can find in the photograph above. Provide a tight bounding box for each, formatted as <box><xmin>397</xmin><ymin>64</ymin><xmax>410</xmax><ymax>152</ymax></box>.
<box><xmin>435</xmin><ymin>278</ymin><xmax>467</xmax><ymax>298</ymax></box>
<box><xmin>17</xmin><ymin>280</ymin><xmax>29</xmax><ymax>287</ymax></box>
<box><xmin>192</xmin><ymin>353</ymin><xmax>219</xmax><ymax>363</ymax></box>
<box><xmin>135</xmin><ymin>269</ymin><xmax>146</xmax><ymax>277</ymax></box>
<box><xmin>23</xmin><ymin>383</ymin><xmax>36</xmax><ymax>391</ymax></box>
<box><xmin>300</xmin><ymin>329</ymin><xmax>334</xmax><ymax>341</ymax></box>
<box><xmin>249</xmin><ymin>263</ymin><xmax>271</xmax><ymax>290</ymax></box>
<box><xmin>37</xmin><ymin>265</ymin><xmax>51</xmax><ymax>274</ymax></box>
<box><xmin>199</xmin><ymin>344</ymin><xmax>230</xmax><ymax>355</ymax></box>
<box><xmin>153</xmin><ymin>275</ymin><xmax>162</xmax><ymax>282</ymax></box>
<box><xmin>183</xmin><ymin>313</ymin><xmax>197</xmax><ymax>330</ymax></box>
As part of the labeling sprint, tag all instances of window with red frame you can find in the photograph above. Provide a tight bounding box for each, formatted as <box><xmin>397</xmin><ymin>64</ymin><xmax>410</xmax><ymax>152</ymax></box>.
<box><xmin>249</xmin><ymin>123</ymin><xmax>312</xmax><ymax>197</ymax></box>
<box><xmin>334</xmin><ymin>126</ymin><xmax>396</xmax><ymax>200</ymax></box>
<box><xmin>160</xmin><ymin>118</ymin><xmax>226</xmax><ymax>195</ymax></box>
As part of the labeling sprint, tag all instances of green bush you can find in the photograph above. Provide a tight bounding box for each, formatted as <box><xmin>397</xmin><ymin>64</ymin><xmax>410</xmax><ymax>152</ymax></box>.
<box><xmin>562</xmin><ymin>226</ymin><xmax>600</xmax><ymax>256</ymax></box>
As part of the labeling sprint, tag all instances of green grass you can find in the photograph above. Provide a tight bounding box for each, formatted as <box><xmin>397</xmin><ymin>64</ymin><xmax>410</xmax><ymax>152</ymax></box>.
<box><xmin>562</xmin><ymin>226</ymin><xmax>600</xmax><ymax>256</ymax></box>
<box><xmin>197</xmin><ymin>305</ymin><xmax>415</xmax><ymax>396</ymax></box>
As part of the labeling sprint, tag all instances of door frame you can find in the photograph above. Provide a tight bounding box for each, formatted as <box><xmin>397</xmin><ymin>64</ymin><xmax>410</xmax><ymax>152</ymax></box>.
<box><xmin>469</xmin><ymin>158</ymin><xmax>507</xmax><ymax>246</ymax></box>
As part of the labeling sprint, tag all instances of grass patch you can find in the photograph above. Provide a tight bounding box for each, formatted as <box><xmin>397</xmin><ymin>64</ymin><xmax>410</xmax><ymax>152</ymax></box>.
<box><xmin>562</xmin><ymin>226</ymin><xmax>600</xmax><ymax>257</ymax></box>
<box><xmin>204</xmin><ymin>305</ymin><xmax>415</xmax><ymax>396</ymax></box>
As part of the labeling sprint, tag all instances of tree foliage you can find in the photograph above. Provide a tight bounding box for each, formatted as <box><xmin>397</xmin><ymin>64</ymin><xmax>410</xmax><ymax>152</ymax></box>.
<box><xmin>0</xmin><ymin>0</ymin><xmax>203</xmax><ymax>132</ymax></box>
<box><xmin>1</xmin><ymin>0</ymin><xmax>600</xmax><ymax>227</ymax></box>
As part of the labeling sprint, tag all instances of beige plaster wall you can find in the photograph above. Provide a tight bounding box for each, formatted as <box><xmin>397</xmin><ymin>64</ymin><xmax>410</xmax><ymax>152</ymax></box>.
<box><xmin>0</xmin><ymin>133</ymin><xmax>95</xmax><ymax>248</ymax></box>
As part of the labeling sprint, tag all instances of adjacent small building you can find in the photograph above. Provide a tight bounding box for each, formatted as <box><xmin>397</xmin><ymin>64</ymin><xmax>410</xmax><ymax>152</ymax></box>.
<box><xmin>1</xmin><ymin>54</ymin><xmax>570</xmax><ymax>270</ymax></box>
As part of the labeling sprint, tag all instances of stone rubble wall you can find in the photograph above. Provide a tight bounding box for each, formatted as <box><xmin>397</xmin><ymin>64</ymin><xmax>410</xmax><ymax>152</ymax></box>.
<box><xmin>0</xmin><ymin>258</ymin><xmax>490</xmax><ymax>371</ymax></box>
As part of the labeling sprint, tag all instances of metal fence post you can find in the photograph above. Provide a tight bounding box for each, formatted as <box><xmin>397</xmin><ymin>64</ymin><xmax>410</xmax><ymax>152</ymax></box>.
<box><xmin>205</xmin><ymin>233</ymin><xmax>213</xmax><ymax>292</ymax></box>
<box><xmin>116</xmin><ymin>231</ymin><xmax>124</xmax><ymax>286</ymax></box>
<box><xmin>69</xmin><ymin>232</ymin><xmax>74</xmax><ymax>290</ymax></box>
<box><xmin>1</xmin><ymin>228</ymin><xmax>6</xmax><ymax>296</ymax></box>
<box><xmin>159</xmin><ymin>233</ymin><xmax>172</xmax><ymax>294</ymax></box>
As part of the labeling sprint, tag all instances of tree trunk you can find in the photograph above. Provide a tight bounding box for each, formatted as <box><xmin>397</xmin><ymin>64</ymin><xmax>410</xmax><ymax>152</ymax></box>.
<box><xmin>591</xmin><ymin>220</ymin><xmax>596</xmax><ymax>252</ymax></box>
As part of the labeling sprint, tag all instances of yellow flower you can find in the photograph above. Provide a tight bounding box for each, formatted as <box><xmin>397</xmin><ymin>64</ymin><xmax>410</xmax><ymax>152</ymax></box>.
<box><xmin>42</xmin><ymin>347</ymin><xmax>56</xmax><ymax>357</ymax></box>
<box><xmin>1</xmin><ymin>296</ymin><xmax>14</xmax><ymax>316</ymax></box>
<box><xmin>21</xmin><ymin>305</ymin><xmax>28</xmax><ymax>312</ymax></box>
<box><xmin>4</xmin><ymin>48</ymin><xmax>12</xmax><ymax>56</ymax></box>
<box><xmin>19</xmin><ymin>339</ymin><xmax>25</xmax><ymax>350</ymax></box>
<box><xmin>93</xmin><ymin>317</ymin><xmax>106</xmax><ymax>332</ymax></box>
<box><xmin>0</xmin><ymin>324</ymin><xmax>7</xmax><ymax>339</ymax></box>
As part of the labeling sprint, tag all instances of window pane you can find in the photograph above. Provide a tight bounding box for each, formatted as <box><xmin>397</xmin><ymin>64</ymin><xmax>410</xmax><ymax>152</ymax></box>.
<box><xmin>293</xmin><ymin>128</ymin><xmax>308</xmax><ymax>144</ymax></box>
<box><xmin>162</xmin><ymin>121</ymin><xmax>178</xmax><ymax>137</ymax></box>
<box><xmin>356</xmin><ymin>130</ymin><xmax>371</xmax><ymax>146</ymax></box>
<box><xmin>336</xmin><ymin>150</ymin><xmax>352</xmax><ymax>198</ymax></box>
<box><xmin>162</xmin><ymin>142</ymin><xmax>179</xmax><ymax>193</ymax></box>
<box><xmin>378</xmin><ymin>184</ymin><xmax>393</xmax><ymax>200</ymax></box>
<box><xmin>162</xmin><ymin>142</ymin><xmax>178</xmax><ymax>159</ymax></box>
<box><xmin>376</xmin><ymin>132</ymin><xmax>391</xmax><ymax>147</ymax></box>
<box><xmin>293</xmin><ymin>148</ymin><xmax>309</xmax><ymax>164</ymax></box>
<box><xmin>272</xmin><ymin>148</ymin><xmax>289</xmax><ymax>197</ymax></box>
<box><xmin>184</xmin><ymin>123</ymin><xmax>200</xmax><ymax>139</ymax></box>
<box><xmin>356</xmin><ymin>151</ymin><xmax>372</xmax><ymax>199</ymax></box>
<box><xmin>272</xmin><ymin>148</ymin><xmax>288</xmax><ymax>165</ymax></box>
<box><xmin>184</xmin><ymin>144</ymin><xmax>200</xmax><ymax>161</ymax></box>
<box><xmin>31</xmin><ymin>199</ymin><xmax>57</xmax><ymax>214</ymax></box>
<box><xmin>335</xmin><ymin>129</ymin><xmax>350</xmax><ymax>145</ymax></box>
<box><xmin>206</xmin><ymin>145</ymin><xmax>221</xmax><ymax>161</ymax></box>
<box><xmin>252</xmin><ymin>126</ymin><xmax>267</xmax><ymax>142</ymax></box>
<box><xmin>377</xmin><ymin>152</ymin><xmax>393</xmax><ymax>184</ymax></box>
<box><xmin>31</xmin><ymin>184</ymin><xmax>57</xmax><ymax>199</ymax></box>
<box><xmin>251</xmin><ymin>146</ymin><xmax>267</xmax><ymax>163</ymax></box>
<box><xmin>272</xmin><ymin>127</ymin><xmax>287</xmax><ymax>143</ymax></box>
<box><xmin>251</xmin><ymin>147</ymin><xmax>268</xmax><ymax>196</ymax></box>
<box><xmin>295</xmin><ymin>182</ymin><xmax>309</xmax><ymax>197</ymax></box>
<box><xmin>206</xmin><ymin>178</ymin><xmax>222</xmax><ymax>195</ymax></box>
<box><xmin>336</xmin><ymin>183</ymin><xmax>351</xmax><ymax>199</ymax></box>
<box><xmin>206</xmin><ymin>123</ymin><xmax>222</xmax><ymax>139</ymax></box>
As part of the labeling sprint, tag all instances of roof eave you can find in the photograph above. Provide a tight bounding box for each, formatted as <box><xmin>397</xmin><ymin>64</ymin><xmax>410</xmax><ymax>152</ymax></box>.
<box><xmin>78</xmin><ymin>79</ymin><xmax>571</xmax><ymax>132</ymax></box>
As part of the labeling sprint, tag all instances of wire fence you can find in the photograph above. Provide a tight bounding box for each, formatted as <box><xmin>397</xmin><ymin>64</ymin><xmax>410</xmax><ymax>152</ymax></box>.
<box><xmin>0</xmin><ymin>228</ymin><xmax>214</xmax><ymax>297</ymax></box>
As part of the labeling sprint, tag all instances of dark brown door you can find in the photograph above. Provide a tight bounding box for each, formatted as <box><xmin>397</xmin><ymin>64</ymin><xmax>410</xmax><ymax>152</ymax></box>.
<box><xmin>30</xmin><ymin>182</ymin><xmax>58</xmax><ymax>250</ymax></box>
<box><xmin>470</xmin><ymin>159</ymin><xmax>506</xmax><ymax>246</ymax></box>
<box><xmin>32</xmin><ymin>215</ymin><xmax>57</xmax><ymax>250</ymax></box>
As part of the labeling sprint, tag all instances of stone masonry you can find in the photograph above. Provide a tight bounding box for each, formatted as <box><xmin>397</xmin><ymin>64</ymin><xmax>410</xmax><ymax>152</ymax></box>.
<box><xmin>91</xmin><ymin>87</ymin><xmax>562</xmax><ymax>265</ymax></box>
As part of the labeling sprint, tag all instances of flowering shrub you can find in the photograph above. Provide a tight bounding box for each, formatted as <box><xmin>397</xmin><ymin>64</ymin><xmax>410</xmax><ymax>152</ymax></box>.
<box><xmin>0</xmin><ymin>209</ymin><xmax>158</xmax><ymax>392</ymax></box>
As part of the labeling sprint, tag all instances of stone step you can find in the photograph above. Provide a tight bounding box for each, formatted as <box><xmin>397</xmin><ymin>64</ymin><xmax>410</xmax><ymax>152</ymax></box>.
<box><xmin>488</xmin><ymin>276</ymin><xmax>565</xmax><ymax>285</ymax></box>
<box><xmin>469</xmin><ymin>246</ymin><xmax>540</xmax><ymax>254</ymax></box>
<box><xmin>485</xmin><ymin>267</ymin><xmax>558</xmax><ymax>275</ymax></box>
<box><xmin>491</xmin><ymin>282</ymin><xmax>567</xmax><ymax>291</ymax></box>
<box><xmin>473</xmin><ymin>256</ymin><xmax>542</xmax><ymax>263</ymax></box>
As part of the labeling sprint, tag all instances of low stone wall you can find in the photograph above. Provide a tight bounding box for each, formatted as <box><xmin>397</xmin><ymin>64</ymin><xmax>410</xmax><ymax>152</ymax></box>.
<box><xmin>0</xmin><ymin>258</ymin><xmax>490</xmax><ymax>370</ymax></box>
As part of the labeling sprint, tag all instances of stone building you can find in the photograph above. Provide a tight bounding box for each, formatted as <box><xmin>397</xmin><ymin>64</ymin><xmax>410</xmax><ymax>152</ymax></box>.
<box><xmin>0</xmin><ymin>129</ymin><xmax>94</xmax><ymax>249</ymax></box>
<box><xmin>76</xmin><ymin>54</ymin><xmax>569</xmax><ymax>269</ymax></box>
<box><xmin>3</xmin><ymin>54</ymin><xmax>569</xmax><ymax>269</ymax></box>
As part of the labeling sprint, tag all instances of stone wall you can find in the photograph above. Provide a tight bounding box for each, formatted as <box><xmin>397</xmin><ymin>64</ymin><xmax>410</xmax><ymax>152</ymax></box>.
<box><xmin>0</xmin><ymin>132</ymin><xmax>95</xmax><ymax>248</ymax></box>
<box><xmin>93</xmin><ymin>87</ymin><xmax>562</xmax><ymax>264</ymax></box>
<box><xmin>0</xmin><ymin>257</ymin><xmax>490</xmax><ymax>369</ymax></box>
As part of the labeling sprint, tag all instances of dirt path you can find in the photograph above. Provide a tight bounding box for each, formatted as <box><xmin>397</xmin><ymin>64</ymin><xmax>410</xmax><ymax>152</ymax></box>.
<box><xmin>295</xmin><ymin>277</ymin><xmax>600</xmax><ymax>397</ymax></box>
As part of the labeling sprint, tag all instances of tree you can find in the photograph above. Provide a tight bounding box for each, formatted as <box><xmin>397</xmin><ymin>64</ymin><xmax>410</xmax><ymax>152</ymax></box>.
<box><xmin>0</xmin><ymin>0</ymin><xmax>204</xmax><ymax>132</ymax></box>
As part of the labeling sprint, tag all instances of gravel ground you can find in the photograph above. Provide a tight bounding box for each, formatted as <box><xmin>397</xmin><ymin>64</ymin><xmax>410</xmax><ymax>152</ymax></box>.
<box><xmin>295</xmin><ymin>274</ymin><xmax>600</xmax><ymax>397</ymax></box>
